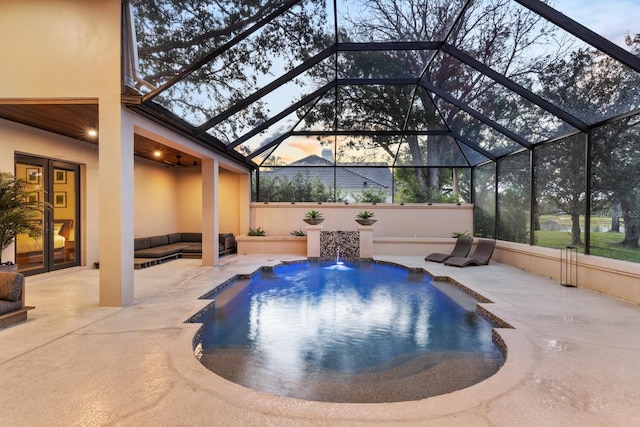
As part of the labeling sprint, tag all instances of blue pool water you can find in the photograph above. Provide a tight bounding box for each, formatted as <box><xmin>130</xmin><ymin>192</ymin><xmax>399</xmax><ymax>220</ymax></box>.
<box><xmin>192</xmin><ymin>261</ymin><xmax>505</xmax><ymax>402</ymax></box>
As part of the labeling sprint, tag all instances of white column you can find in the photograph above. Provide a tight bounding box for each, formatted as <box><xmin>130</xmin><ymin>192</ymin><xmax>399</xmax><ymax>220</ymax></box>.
<box><xmin>201</xmin><ymin>158</ymin><xmax>218</xmax><ymax>266</ymax></box>
<box><xmin>99</xmin><ymin>106</ymin><xmax>134</xmax><ymax>307</ymax></box>
<box><xmin>358</xmin><ymin>225</ymin><xmax>375</xmax><ymax>260</ymax></box>
<box><xmin>238</xmin><ymin>172</ymin><xmax>251</xmax><ymax>238</ymax></box>
<box><xmin>306</xmin><ymin>224</ymin><xmax>323</xmax><ymax>259</ymax></box>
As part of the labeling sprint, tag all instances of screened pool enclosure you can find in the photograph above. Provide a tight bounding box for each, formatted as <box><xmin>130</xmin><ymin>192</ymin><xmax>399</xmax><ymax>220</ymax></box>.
<box><xmin>123</xmin><ymin>0</ymin><xmax>640</xmax><ymax>262</ymax></box>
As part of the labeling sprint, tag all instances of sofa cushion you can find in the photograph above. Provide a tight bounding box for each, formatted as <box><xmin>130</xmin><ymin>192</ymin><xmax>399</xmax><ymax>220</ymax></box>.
<box><xmin>134</xmin><ymin>237</ymin><xmax>151</xmax><ymax>251</ymax></box>
<box><xmin>167</xmin><ymin>233</ymin><xmax>182</xmax><ymax>244</ymax></box>
<box><xmin>0</xmin><ymin>299</ymin><xmax>22</xmax><ymax>315</ymax></box>
<box><xmin>181</xmin><ymin>232</ymin><xmax>202</xmax><ymax>242</ymax></box>
<box><xmin>148</xmin><ymin>235</ymin><xmax>169</xmax><ymax>248</ymax></box>
<box><xmin>162</xmin><ymin>242</ymin><xmax>193</xmax><ymax>251</ymax></box>
<box><xmin>182</xmin><ymin>243</ymin><xmax>202</xmax><ymax>254</ymax></box>
<box><xmin>133</xmin><ymin>233</ymin><xmax>204</xmax><ymax>260</ymax></box>
<box><xmin>0</xmin><ymin>272</ymin><xmax>23</xmax><ymax>302</ymax></box>
<box><xmin>134</xmin><ymin>246</ymin><xmax>181</xmax><ymax>258</ymax></box>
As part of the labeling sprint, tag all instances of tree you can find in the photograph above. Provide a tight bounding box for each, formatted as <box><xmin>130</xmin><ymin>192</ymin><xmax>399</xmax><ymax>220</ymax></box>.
<box><xmin>303</xmin><ymin>0</ymin><xmax>565</xmax><ymax>201</ymax></box>
<box><xmin>255</xmin><ymin>172</ymin><xmax>342</xmax><ymax>202</ymax></box>
<box><xmin>497</xmin><ymin>153</ymin><xmax>530</xmax><ymax>243</ymax></box>
<box><xmin>352</xmin><ymin>187</ymin><xmax>386</xmax><ymax>203</ymax></box>
<box><xmin>538</xmin><ymin>35</ymin><xmax>640</xmax><ymax>248</ymax></box>
<box><xmin>535</xmin><ymin>135</ymin><xmax>586</xmax><ymax>246</ymax></box>
<box><xmin>394</xmin><ymin>167</ymin><xmax>468</xmax><ymax>203</ymax></box>
<box><xmin>473</xmin><ymin>163</ymin><xmax>496</xmax><ymax>238</ymax></box>
<box><xmin>130</xmin><ymin>0</ymin><xmax>329</xmax><ymax>142</ymax></box>
<box><xmin>592</xmin><ymin>117</ymin><xmax>640</xmax><ymax>248</ymax></box>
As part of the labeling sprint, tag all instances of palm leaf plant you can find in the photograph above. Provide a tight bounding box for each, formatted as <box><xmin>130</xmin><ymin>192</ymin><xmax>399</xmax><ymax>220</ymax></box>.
<box><xmin>356</xmin><ymin>211</ymin><xmax>374</xmax><ymax>219</ymax></box>
<box><xmin>0</xmin><ymin>172</ymin><xmax>50</xmax><ymax>264</ymax></box>
<box><xmin>305</xmin><ymin>210</ymin><xmax>323</xmax><ymax>219</ymax></box>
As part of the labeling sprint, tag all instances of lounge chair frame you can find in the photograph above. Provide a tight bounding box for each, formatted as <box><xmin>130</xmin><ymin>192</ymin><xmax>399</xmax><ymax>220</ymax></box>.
<box><xmin>424</xmin><ymin>237</ymin><xmax>473</xmax><ymax>263</ymax></box>
<box><xmin>444</xmin><ymin>239</ymin><xmax>496</xmax><ymax>267</ymax></box>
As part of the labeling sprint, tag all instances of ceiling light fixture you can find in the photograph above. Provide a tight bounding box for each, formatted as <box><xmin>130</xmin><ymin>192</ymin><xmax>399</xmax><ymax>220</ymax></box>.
<box><xmin>87</xmin><ymin>129</ymin><xmax>98</xmax><ymax>137</ymax></box>
<box><xmin>153</xmin><ymin>149</ymin><xmax>162</xmax><ymax>157</ymax></box>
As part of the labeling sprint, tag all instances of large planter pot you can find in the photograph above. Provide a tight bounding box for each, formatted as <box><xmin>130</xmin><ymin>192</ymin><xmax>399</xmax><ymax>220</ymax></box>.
<box><xmin>303</xmin><ymin>218</ymin><xmax>324</xmax><ymax>225</ymax></box>
<box><xmin>355</xmin><ymin>219</ymin><xmax>377</xmax><ymax>225</ymax></box>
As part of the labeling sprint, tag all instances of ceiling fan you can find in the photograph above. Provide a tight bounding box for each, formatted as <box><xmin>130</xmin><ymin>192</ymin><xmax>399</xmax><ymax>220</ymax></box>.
<box><xmin>164</xmin><ymin>154</ymin><xmax>189</xmax><ymax>168</ymax></box>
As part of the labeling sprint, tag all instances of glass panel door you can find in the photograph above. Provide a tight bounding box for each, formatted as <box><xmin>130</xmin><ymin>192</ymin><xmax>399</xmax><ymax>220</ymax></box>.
<box><xmin>15</xmin><ymin>160</ymin><xmax>47</xmax><ymax>273</ymax></box>
<box><xmin>52</xmin><ymin>164</ymin><xmax>78</xmax><ymax>268</ymax></box>
<box><xmin>15</xmin><ymin>155</ymin><xmax>80</xmax><ymax>275</ymax></box>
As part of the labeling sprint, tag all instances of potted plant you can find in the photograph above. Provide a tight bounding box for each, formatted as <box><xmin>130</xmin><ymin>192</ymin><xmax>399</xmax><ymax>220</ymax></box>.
<box><xmin>0</xmin><ymin>172</ymin><xmax>49</xmax><ymax>271</ymax></box>
<box><xmin>451</xmin><ymin>230</ymin><xmax>471</xmax><ymax>238</ymax></box>
<box><xmin>247</xmin><ymin>227</ymin><xmax>266</xmax><ymax>236</ymax></box>
<box><xmin>303</xmin><ymin>210</ymin><xmax>324</xmax><ymax>225</ymax></box>
<box><xmin>355</xmin><ymin>210</ymin><xmax>376</xmax><ymax>225</ymax></box>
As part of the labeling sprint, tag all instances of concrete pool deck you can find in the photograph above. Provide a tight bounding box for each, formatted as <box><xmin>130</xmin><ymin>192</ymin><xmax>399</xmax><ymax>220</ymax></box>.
<box><xmin>1</xmin><ymin>254</ymin><xmax>640</xmax><ymax>426</ymax></box>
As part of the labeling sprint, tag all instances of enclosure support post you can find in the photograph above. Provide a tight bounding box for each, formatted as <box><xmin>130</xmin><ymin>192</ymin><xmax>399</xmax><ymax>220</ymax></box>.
<box><xmin>584</xmin><ymin>131</ymin><xmax>592</xmax><ymax>255</ymax></box>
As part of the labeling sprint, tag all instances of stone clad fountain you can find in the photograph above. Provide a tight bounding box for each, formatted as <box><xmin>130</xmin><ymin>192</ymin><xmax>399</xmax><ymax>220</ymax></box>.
<box><xmin>306</xmin><ymin>223</ymin><xmax>374</xmax><ymax>261</ymax></box>
<box><xmin>320</xmin><ymin>231</ymin><xmax>359</xmax><ymax>261</ymax></box>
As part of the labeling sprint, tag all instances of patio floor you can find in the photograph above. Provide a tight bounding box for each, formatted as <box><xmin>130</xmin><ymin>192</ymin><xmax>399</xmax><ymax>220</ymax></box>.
<box><xmin>1</xmin><ymin>254</ymin><xmax>640</xmax><ymax>426</ymax></box>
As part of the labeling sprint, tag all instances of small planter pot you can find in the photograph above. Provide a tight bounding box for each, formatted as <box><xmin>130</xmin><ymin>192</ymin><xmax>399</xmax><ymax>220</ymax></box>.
<box><xmin>355</xmin><ymin>219</ymin><xmax>377</xmax><ymax>225</ymax></box>
<box><xmin>303</xmin><ymin>218</ymin><xmax>324</xmax><ymax>225</ymax></box>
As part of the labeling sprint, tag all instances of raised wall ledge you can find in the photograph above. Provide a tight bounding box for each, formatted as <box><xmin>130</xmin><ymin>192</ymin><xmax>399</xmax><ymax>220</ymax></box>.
<box><xmin>494</xmin><ymin>241</ymin><xmax>640</xmax><ymax>305</ymax></box>
<box><xmin>236</xmin><ymin>235</ymin><xmax>307</xmax><ymax>241</ymax></box>
<box><xmin>236</xmin><ymin>235</ymin><xmax>307</xmax><ymax>255</ymax></box>
<box><xmin>374</xmin><ymin>237</ymin><xmax>454</xmax><ymax>243</ymax></box>
<box><xmin>250</xmin><ymin>203</ymin><xmax>474</xmax><ymax>238</ymax></box>
<box><xmin>252</xmin><ymin>202</ymin><xmax>474</xmax><ymax>211</ymax></box>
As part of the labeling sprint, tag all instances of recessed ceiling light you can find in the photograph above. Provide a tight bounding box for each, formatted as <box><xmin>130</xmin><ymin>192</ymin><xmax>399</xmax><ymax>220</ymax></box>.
<box><xmin>87</xmin><ymin>129</ymin><xmax>98</xmax><ymax>137</ymax></box>
<box><xmin>153</xmin><ymin>149</ymin><xmax>162</xmax><ymax>157</ymax></box>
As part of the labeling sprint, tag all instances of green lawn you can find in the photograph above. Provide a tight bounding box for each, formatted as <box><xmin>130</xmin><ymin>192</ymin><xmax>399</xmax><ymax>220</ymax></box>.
<box><xmin>534</xmin><ymin>230</ymin><xmax>640</xmax><ymax>263</ymax></box>
<box><xmin>538</xmin><ymin>214</ymin><xmax>613</xmax><ymax>228</ymax></box>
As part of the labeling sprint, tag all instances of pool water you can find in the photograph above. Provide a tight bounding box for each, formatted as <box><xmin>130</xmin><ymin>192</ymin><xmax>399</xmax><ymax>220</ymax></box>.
<box><xmin>192</xmin><ymin>261</ymin><xmax>505</xmax><ymax>403</ymax></box>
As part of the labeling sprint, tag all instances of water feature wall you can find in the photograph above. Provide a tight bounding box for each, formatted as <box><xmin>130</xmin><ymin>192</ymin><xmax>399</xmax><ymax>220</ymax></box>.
<box><xmin>320</xmin><ymin>231</ymin><xmax>359</xmax><ymax>261</ymax></box>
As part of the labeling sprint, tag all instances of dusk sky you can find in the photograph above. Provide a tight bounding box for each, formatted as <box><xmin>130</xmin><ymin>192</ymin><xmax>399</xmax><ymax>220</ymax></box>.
<box><xmin>555</xmin><ymin>0</ymin><xmax>640</xmax><ymax>48</ymax></box>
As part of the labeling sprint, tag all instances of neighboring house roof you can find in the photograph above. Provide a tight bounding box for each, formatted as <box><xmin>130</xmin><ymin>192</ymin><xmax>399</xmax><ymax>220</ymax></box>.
<box><xmin>261</xmin><ymin>155</ymin><xmax>393</xmax><ymax>192</ymax></box>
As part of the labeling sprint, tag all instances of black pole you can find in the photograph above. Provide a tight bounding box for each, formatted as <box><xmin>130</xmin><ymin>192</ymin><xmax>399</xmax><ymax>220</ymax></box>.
<box><xmin>584</xmin><ymin>131</ymin><xmax>592</xmax><ymax>255</ymax></box>
<box><xmin>494</xmin><ymin>160</ymin><xmax>499</xmax><ymax>240</ymax></box>
<box><xmin>530</xmin><ymin>148</ymin><xmax>536</xmax><ymax>245</ymax></box>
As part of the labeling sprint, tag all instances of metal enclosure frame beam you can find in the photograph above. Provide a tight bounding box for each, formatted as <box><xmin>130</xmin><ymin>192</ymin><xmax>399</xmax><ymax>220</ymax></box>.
<box><xmin>515</xmin><ymin>0</ymin><xmax>640</xmax><ymax>73</ymax></box>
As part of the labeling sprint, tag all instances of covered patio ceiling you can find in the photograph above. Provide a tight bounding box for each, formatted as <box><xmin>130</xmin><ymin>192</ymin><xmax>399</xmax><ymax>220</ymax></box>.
<box><xmin>0</xmin><ymin>100</ymin><xmax>200</xmax><ymax>168</ymax></box>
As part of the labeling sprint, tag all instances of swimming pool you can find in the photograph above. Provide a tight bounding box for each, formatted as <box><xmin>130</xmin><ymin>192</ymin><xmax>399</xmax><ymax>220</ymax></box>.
<box><xmin>191</xmin><ymin>261</ymin><xmax>505</xmax><ymax>403</ymax></box>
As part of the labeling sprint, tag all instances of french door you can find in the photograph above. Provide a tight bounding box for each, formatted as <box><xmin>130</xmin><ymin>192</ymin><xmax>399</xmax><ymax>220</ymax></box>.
<box><xmin>15</xmin><ymin>154</ymin><xmax>80</xmax><ymax>275</ymax></box>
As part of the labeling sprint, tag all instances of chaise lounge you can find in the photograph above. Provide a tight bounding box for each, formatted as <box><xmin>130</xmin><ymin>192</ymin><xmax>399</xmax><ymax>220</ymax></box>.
<box><xmin>425</xmin><ymin>237</ymin><xmax>473</xmax><ymax>263</ymax></box>
<box><xmin>444</xmin><ymin>239</ymin><xmax>496</xmax><ymax>267</ymax></box>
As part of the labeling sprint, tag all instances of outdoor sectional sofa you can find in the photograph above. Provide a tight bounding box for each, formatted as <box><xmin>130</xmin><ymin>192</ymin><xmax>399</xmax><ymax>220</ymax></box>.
<box><xmin>133</xmin><ymin>232</ymin><xmax>236</xmax><ymax>269</ymax></box>
<box><xmin>0</xmin><ymin>271</ymin><xmax>32</xmax><ymax>328</ymax></box>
